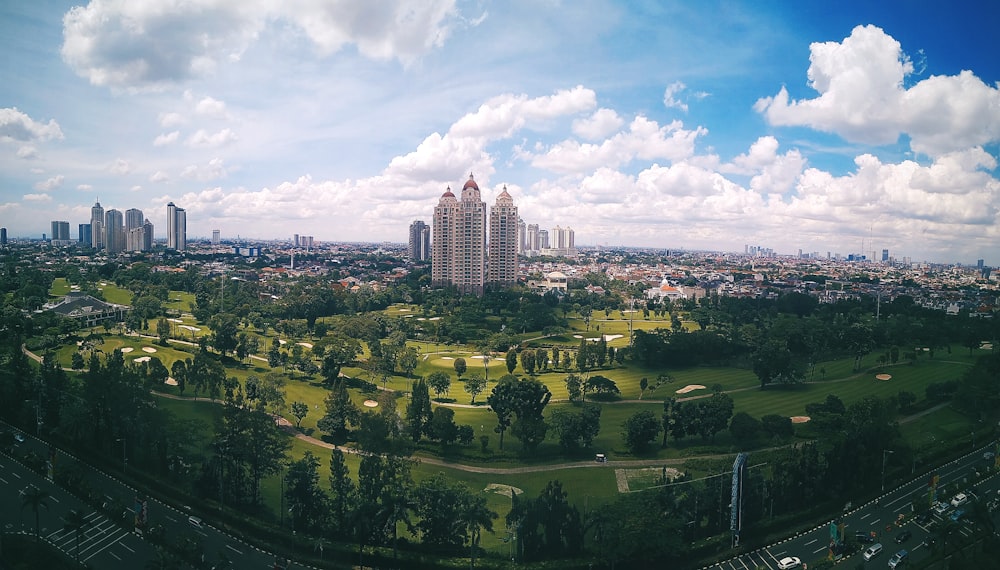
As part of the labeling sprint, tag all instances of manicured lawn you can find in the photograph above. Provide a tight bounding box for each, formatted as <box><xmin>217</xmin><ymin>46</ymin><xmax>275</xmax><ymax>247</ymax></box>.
<box><xmin>49</xmin><ymin>277</ymin><xmax>71</xmax><ymax>297</ymax></box>
<box><xmin>95</xmin><ymin>281</ymin><xmax>132</xmax><ymax>305</ymax></box>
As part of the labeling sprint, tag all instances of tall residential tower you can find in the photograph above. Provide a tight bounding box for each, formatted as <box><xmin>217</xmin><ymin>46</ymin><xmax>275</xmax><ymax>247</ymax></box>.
<box><xmin>488</xmin><ymin>186</ymin><xmax>518</xmax><ymax>288</ymax></box>
<box><xmin>166</xmin><ymin>202</ymin><xmax>186</xmax><ymax>251</ymax></box>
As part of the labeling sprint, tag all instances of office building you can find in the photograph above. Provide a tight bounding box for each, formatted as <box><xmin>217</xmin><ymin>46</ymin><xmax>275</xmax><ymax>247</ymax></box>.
<box><xmin>0</xmin><ymin>227</ymin><xmax>6</xmax><ymax>245</ymax></box>
<box><xmin>125</xmin><ymin>208</ymin><xmax>144</xmax><ymax>232</ymax></box>
<box><xmin>166</xmin><ymin>202</ymin><xmax>186</xmax><ymax>251</ymax></box>
<box><xmin>408</xmin><ymin>220</ymin><xmax>431</xmax><ymax>261</ymax></box>
<box><xmin>526</xmin><ymin>224</ymin><xmax>539</xmax><ymax>252</ymax></box>
<box><xmin>50</xmin><ymin>221</ymin><xmax>70</xmax><ymax>243</ymax></box>
<box><xmin>882</xmin><ymin>249</ymin><xmax>890</xmax><ymax>262</ymax></box>
<box><xmin>104</xmin><ymin>209</ymin><xmax>125</xmax><ymax>254</ymax></box>
<box><xmin>488</xmin><ymin>186</ymin><xmax>518</xmax><ymax>287</ymax></box>
<box><xmin>537</xmin><ymin>229</ymin><xmax>549</xmax><ymax>250</ymax></box>
<box><xmin>90</xmin><ymin>200</ymin><xmax>104</xmax><ymax>249</ymax></box>
<box><xmin>212</xmin><ymin>230</ymin><xmax>220</xmax><ymax>245</ymax></box>
<box><xmin>78</xmin><ymin>224</ymin><xmax>91</xmax><ymax>245</ymax></box>
<box><xmin>517</xmin><ymin>217</ymin><xmax>526</xmax><ymax>253</ymax></box>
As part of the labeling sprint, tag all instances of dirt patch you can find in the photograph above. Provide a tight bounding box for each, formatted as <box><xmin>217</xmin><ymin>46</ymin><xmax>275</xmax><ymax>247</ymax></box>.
<box><xmin>790</xmin><ymin>416</ymin><xmax>811</xmax><ymax>424</ymax></box>
<box><xmin>484</xmin><ymin>483</ymin><xmax>522</xmax><ymax>498</ymax></box>
<box><xmin>164</xmin><ymin>377</ymin><xmax>178</xmax><ymax>386</ymax></box>
<box><xmin>363</xmin><ymin>400</ymin><xmax>378</xmax><ymax>408</ymax></box>
<box><xmin>875</xmin><ymin>374</ymin><xmax>892</xmax><ymax>381</ymax></box>
<box><xmin>675</xmin><ymin>384</ymin><xmax>706</xmax><ymax>394</ymax></box>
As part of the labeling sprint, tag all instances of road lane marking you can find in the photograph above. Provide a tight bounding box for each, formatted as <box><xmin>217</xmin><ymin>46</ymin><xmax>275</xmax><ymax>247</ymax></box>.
<box><xmin>861</xmin><ymin>513</ymin><xmax>871</xmax><ymax>519</ymax></box>
<box><xmin>804</xmin><ymin>538</ymin><xmax>817</xmax><ymax>546</ymax></box>
<box><xmin>120</xmin><ymin>542</ymin><xmax>135</xmax><ymax>553</ymax></box>
<box><xmin>871</xmin><ymin>518</ymin><xmax>881</xmax><ymax>525</ymax></box>
<box><xmin>49</xmin><ymin>496</ymin><xmax>59</xmax><ymax>503</ymax></box>
<box><xmin>109</xmin><ymin>552</ymin><xmax>121</xmax><ymax>561</ymax></box>
<box><xmin>11</xmin><ymin>472</ymin><xmax>20</xmax><ymax>479</ymax></box>
<box><xmin>226</xmin><ymin>544</ymin><xmax>244</xmax><ymax>555</ymax></box>
<box><xmin>165</xmin><ymin>515</ymin><xmax>177</xmax><ymax>522</ymax></box>
<box><xmin>0</xmin><ymin>477</ymin><xmax>8</xmax><ymax>484</ymax></box>
<box><xmin>813</xmin><ymin>545</ymin><xmax>827</xmax><ymax>554</ymax></box>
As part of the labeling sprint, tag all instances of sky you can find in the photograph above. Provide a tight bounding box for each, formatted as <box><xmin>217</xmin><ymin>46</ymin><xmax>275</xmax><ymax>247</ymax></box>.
<box><xmin>1</xmin><ymin>1</ymin><xmax>999</xmax><ymax>264</ymax></box>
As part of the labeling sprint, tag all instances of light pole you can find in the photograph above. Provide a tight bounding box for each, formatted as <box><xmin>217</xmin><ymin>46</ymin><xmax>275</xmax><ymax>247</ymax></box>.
<box><xmin>116</xmin><ymin>437</ymin><xmax>126</xmax><ymax>474</ymax></box>
<box><xmin>881</xmin><ymin>449</ymin><xmax>894</xmax><ymax>493</ymax></box>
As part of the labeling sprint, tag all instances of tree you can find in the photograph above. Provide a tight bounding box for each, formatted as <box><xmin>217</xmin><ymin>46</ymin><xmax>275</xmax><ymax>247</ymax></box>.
<box><xmin>20</xmin><ymin>484</ymin><xmax>49</xmax><ymax>541</ymax></box>
<box><xmin>285</xmin><ymin>451</ymin><xmax>328</xmax><ymax>534</ymax></box>
<box><xmin>639</xmin><ymin>377</ymin><xmax>649</xmax><ymax>399</ymax></box>
<box><xmin>328</xmin><ymin>449</ymin><xmax>355</xmax><ymax>536</ymax></box>
<box><xmin>549</xmin><ymin>403</ymin><xmax>601</xmax><ymax>452</ymax></box>
<box><xmin>427</xmin><ymin>371</ymin><xmax>451</xmax><ymax>399</ymax></box>
<box><xmin>71</xmin><ymin>351</ymin><xmax>85</xmax><ymax>370</ymax></box>
<box><xmin>209</xmin><ymin>313</ymin><xmax>239</xmax><ymax>356</ymax></box>
<box><xmin>428</xmin><ymin>407</ymin><xmax>459</xmax><ymax>446</ymax></box>
<box><xmin>520</xmin><ymin>349</ymin><xmax>536</xmax><ymax>375</ymax></box>
<box><xmin>487</xmin><ymin>376</ymin><xmax>517</xmax><ymax>450</ymax></box>
<box><xmin>290</xmin><ymin>401</ymin><xmax>309</xmax><ymax>428</ymax></box>
<box><xmin>565</xmin><ymin>374</ymin><xmax>583</xmax><ymax>402</ymax></box>
<box><xmin>585</xmin><ymin>375</ymin><xmax>620</xmax><ymax>398</ymax></box>
<box><xmin>464</xmin><ymin>373</ymin><xmax>486</xmax><ymax>404</ymax></box>
<box><xmin>171</xmin><ymin>358</ymin><xmax>188</xmax><ymax>395</ymax></box>
<box><xmin>622</xmin><ymin>410</ymin><xmax>660</xmax><ymax>454</ymax></box>
<box><xmin>405</xmin><ymin>378</ymin><xmax>433</xmax><ymax>442</ymax></box>
<box><xmin>505</xmin><ymin>349</ymin><xmax>518</xmax><ymax>374</ymax></box>
<box><xmin>453</xmin><ymin>357</ymin><xmax>467</xmax><ymax>380</ymax></box>
<box><xmin>156</xmin><ymin>317</ymin><xmax>171</xmax><ymax>344</ymax></box>
<box><xmin>761</xmin><ymin>414</ymin><xmax>794</xmax><ymax>438</ymax></box>
<box><xmin>317</xmin><ymin>381</ymin><xmax>360</xmax><ymax>441</ymax></box>
<box><xmin>321</xmin><ymin>335</ymin><xmax>362</xmax><ymax>385</ymax></box>
<box><xmin>507</xmin><ymin>378</ymin><xmax>552</xmax><ymax>451</ymax></box>
<box><xmin>729</xmin><ymin>412</ymin><xmax>760</xmax><ymax>448</ymax></box>
<box><xmin>398</xmin><ymin>347</ymin><xmax>419</xmax><ymax>378</ymax></box>
<box><xmin>508</xmin><ymin>480</ymin><xmax>583</xmax><ymax>561</ymax></box>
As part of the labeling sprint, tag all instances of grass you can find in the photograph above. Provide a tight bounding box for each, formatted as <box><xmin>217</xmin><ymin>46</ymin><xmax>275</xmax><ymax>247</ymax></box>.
<box><xmin>49</xmin><ymin>277</ymin><xmax>71</xmax><ymax>297</ymax></box>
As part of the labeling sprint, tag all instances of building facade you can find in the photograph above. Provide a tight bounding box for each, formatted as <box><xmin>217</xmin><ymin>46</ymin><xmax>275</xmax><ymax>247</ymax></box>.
<box><xmin>78</xmin><ymin>223</ymin><xmax>91</xmax><ymax>245</ymax></box>
<box><xmin>50</xmin><ymin>221</ymin><xmax>71</xmax><ymax>243</ymax></box>
<box><xmin>104</xmin><ymin>209</ymin><xmax>125</xmax><ymax>254</ymax></box>
<box><xmin>166</xmin><ymin>202</ymin><xmax>186</xmax><ymax>251</ymax></box>
<box><xmin>408</xmin><ymin>220</ymin><xmax>431</xmax><ymax>261</ymax></box>
<box><xmin>90</xmin><ymin>200</ymin><xmax>104</xmax><ymax>249</ymax></box>
<box><xmin>488</xmin><ymin>186</ymin><xmax>518</xmax><ymax>288</ymax></box>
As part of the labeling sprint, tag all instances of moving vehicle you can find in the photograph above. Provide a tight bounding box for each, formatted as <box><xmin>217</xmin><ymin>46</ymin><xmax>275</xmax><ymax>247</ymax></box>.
<box><xmin>188</xmin><ymin>516</ymin><xmax>203</xmax><ymax>529</ymax></box>
<box><xmin>855</xmin><ymin>530</ymin><xmax>875</xmax><ymax>543</ymax></box>
<box><xmin>950</xmin><ymin>492</ymin><xmax>968</xmax><ymax>507</ymax></box>
<box><xmin>888</xmin><ymin>549</ymin><xmax>908</xmax><ymax>569</ymax></box>
<box><xmin>776</xmin><ymin>556</ymin><xmax>801</xmax><ymax>570</ymax></box>
<box><xmin>13</xmin><ymin>432</ymin><xmax>25</xmax><ymax>443</ymax></box>
<box><xmin>863</xmin><ymin>543</ymin><xmax>883</xmax><ymax>561</ymax></box>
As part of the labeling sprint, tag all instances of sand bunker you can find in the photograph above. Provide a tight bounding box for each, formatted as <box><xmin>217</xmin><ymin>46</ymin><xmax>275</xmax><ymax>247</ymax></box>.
<box><xmin>168</xmin><ymin>318</ymin><xmax>183</xmax><ymax>323</ymax></box>
<box><xmin>398</xmin><ymin>308</ymin><xmax>410</xmax><ymax>312</ymax></box>
<box><xmin>588</xmin><ymin>334</ymin><xmax>623</xmax><ymax>342</ymax></box>
<box><xmin>142</xmin><ymin>346</ymin><xmax>157</xmax><ymax>353</ymax></box>
<box><xmin>981</xmin><ymin>343</ymin><xmax>993</xmax><ymax>350</ymax></box>
<box><xmin>440</xmin><ymin>356</ymin><xmax>454</xmax><ymax>360</ymax></box>
<box><xmin>484</xmin><ymin>483</ymin><xmax>523</xmax><ymax>498</ymax></box>
<box><xmin>178</xmin><ymin>325</ymin><xmax>201</xmax><ymax>332</ymax></box>
<box><xmin>164</xmin><ymin>377</ymin><xmax>178</xmax><ymax>386</ymax></box>
<box><xmin>791</xmin><ymin>416</ymin><xmax>811</xmax><ymax>424</ymax></box>
<box><xmin>875</xmin><ymin>374</ymin><xmax>892</xmax><ymax>381</ymax></box>
<box><xmin>278</xmin><ymin>339</ymin><xmax>287</xmax><ymax>345</ymax></box>
<box><xmin>427</xmin><ymin>317</ymin><xmax>441</xmax><ymax>321</ymax></box>
<box><xmin>296</xmin><ymin>342</ymin><xmax>313</xmax><ymax>349</ymax></box>
<box><xmin>363</xmin><ymin>400</ymin><xmax>378</xmax><ymax>408</ymax></box>
<box><xmin>133</xmin><ymin>356</ymin><xmax>151</xmax><ymax>363</ymax></box>
<box><xmin>120</xmin><ymin>347</ymin><xmax>134</xmax><ymax>353</ymax></box>
<box><xmin>675</xmin><ymin>384</ymin><xmax>706</xmax><ymax>394</ymax></box>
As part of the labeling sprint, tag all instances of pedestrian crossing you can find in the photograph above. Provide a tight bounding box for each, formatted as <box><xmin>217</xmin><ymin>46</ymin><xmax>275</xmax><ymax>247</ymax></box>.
<box><xmin>47</xmin><ymin>510</ymin><xmax>132</xmax><ymax>562</ymax></box>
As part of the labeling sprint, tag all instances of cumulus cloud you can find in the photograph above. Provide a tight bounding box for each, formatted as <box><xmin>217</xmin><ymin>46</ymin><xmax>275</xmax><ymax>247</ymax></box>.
<box><xmin>34</xmin><ymin>175</ymin><xmax>64</xmax><ymax>191</ymax></box>
<box><xmin>17</xmin><ymin>145</ymin><xmax>38</xmax><ymax>160</ymax></box>
<box><xmin>153</xmin><ymin>131</ymin><xmax>179</xmax><ymax>146</ymax></box>
<box><xmin>109</xmin><ymin>158</ymin><xmax>132</xmax><ymax>174</ymax></box>
<box><xmin>150</xmin><ymin>170</ymin><xmax>170</xmax><ymax>183</ymax></box>
<box><xmin>663</xmin><ymin>81</ymin><xmax>689</xmax><ymax>112</ymax></box>
<box><xmin>180</xmin><ymin>157</ymin><xmax>229</xmax><ymax>181</ymax></box>
<box><xmin>77</xmin><ymin>184</ymin><xmax>93</xmax><ymax>191</ymax></box>
<box><xmin>0</xmin><ymin>108</ymin><xmax>64</xmax><ymax>143</ymax></box>
<box><xmin>572</xmin><ymin>109</ymin><xmax>624</xmax><ymax>140</ymax></box>
<box><xmin>195</xmin><ymin>96</ymin><xmax>228</xmax><ymax>118</ymax></box>
<box><xmin>755</xmin><ymin>24</ymin><xmax>1000</xmax><ymax>157</ymax></box>
<box><xmin>159</xmin><ymin>112</ymin><xmax>183</xmax><ymax>128</ymax></box>
<box><xmin>61</xmin><ymin>0</ymin><xmax>459</xmax><ymax>90</ymax></box>
<box><xmin>23</xmin><ymin>193</ymin><xmax>53</xmax><ymax>202</ymax></box>
<box><xmin>187</xmin><ymin>128</ymin><xmax>237</xmax><ymax>148</ymax></box>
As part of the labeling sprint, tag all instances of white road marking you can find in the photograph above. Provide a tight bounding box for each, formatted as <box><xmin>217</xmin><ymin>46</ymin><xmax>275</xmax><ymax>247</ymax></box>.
<box><xmin>804</xmin><ymin>538</ymin><xmax>817</xmax><ymax>546</ymax></box>
<box><xmin>226</xmin><ymin>544</ymin><xmax>243</xmax><ymax>555</ymax></box>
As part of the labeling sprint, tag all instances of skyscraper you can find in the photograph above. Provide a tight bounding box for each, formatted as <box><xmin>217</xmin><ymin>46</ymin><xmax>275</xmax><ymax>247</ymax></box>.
<box><xmin>50</xmin><ymin>221</ymin><xmax>70</xmax><ymax>242</ymax></box>
<box><xmin>408</xmin><ymin>220</ymin><xmax>431</xmax><ymax>261</ymax></box>
<box><xmin>517</xmin><ymin>217</ymin><xmax>526</xmax><ymax>254</ymax></box>
<box><xmin>488</xmin><ymin>186</ymin><xmax>518</xmax><ymax>288</ymax></box>
<box><xmin>212</xmin><ymin>230</ymin><xmax>220</xmax><ymax>245</ymax></box>
<box><xmin>78</xmin><ymin>224</ymin><xmax>91</xmax><ymax>245</ymax></box>
<box><xmin>104</xmin><ymin>209</ymin><xmax>125</xmax><ymax>254</ymax></box>
<box><xmin>166</xmin><ymin>202</ymin><xmax>187</xmax><ymax>251</ymax></box>
<box><xmin>526</xmin><ymin>224</ymin><xmax>539</xmax><ymax>252</ymax></box>
<box><xmin>90</xmin><ymin>200</ymin><xmax>104</xmax><ymax>249</ymax></box>
<box><xmin>432</xmin><ymin>188</ymin><xmax>458</xmax><ymax>288</ymax></box>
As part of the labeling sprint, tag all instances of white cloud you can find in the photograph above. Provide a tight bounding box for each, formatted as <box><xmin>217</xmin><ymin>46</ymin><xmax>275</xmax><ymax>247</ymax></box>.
<box><xmin>449</xmin><ymin>86</ymin><xmax>597</xmax><ymax>140</ymax></box>
<box><xmin>180</xmin><ymin>157</ymin><xmax>229</xmax><ymax>181</ymax></box>
<box><xmin>23</xmin><ymin>193</ymin><xmax>53</xmax><ymax>202</ymax></box>
<box><xmin>109</xmin><ymin>158</ymin><xmax>132</xmax><ymax>174</ymax></box>
<box><xmin>755</xmin><ymin>25</ymin><xmax>1000</xmax><ymax>157</ymax></box>
<box><xmin>130</xmin><ymin>185</ymin><xmax>143</xmax><ymax>192</ymax></box>
<box><xmin>34</xmin><ymin>175</ymin><xmax>64</xmax><ymax>191</ymax></box>
<box><xmin>663</xmin><ymin>81</ymin><xmax>688</xmax><ymax>112</ymax></box>
<box><xmin>572</xmin><ymin>108</ymin><xmax>624</xmax><ymax>140</ymax></box>
<box><xmin>61</xmin><ymin>1</ymin><xmax>459</xmax><ymax>90</ymax></box>
<box><xmin>16</xmin><ymin>145</ymin><xmax>38</xmax><ymax>160</ymax></box>
<box><xmin>153</xmin><ymin>131</ymin><xmax>179</xmax><ymax>146</ymax></box>
<box><xmin>187</xmin><ymin>128</ymin><xmax>238</xmax><ymax>148</ymax></box>
<box><xmin>77</xmin><ymin>184</ymin><xmax>93</xmax><ymax>191</ymax></box>
<box><xmin>195</xmin><ymin>96</ymin><xmax>228</xmax><ymax>119</ymax></box>
<box><xmin>0</xmin><ymin>108</ymin><xmax>64</xmax><ymax>143</ymax></box>
<box><xmin>159</xmin><ymin>112</ymin><xmax>183</xmax><ymax>128</ymax></box>
<box><xmin>150</xmin><ymin>170</ymin><xmax>170</xmax><ymax>183</ymax></box>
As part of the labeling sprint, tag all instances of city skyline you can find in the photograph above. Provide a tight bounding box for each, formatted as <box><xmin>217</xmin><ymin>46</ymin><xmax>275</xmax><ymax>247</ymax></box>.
<box><xmin>1</xmin><ymin>2</ymin><xmax>998</xmax><ymax>263</ymax></box>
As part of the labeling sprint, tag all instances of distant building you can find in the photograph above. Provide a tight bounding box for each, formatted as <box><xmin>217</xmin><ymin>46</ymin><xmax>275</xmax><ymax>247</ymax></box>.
<box><xmin>408</xmin><ymin>220</ymin><xmax>431</xmax><ymax>261</ymax></box>
<box><xmin>517</xmin><ymin>217</ymin><xmax>526</xmax><ymax>253</ymax></box>
<box><xmin>44</xmin><ymin>292</ymin><xmax>129</xmax><ymax>327</ymax></box>
<box><xmin>90</xmin><ymin>200</ymin><xmax>104</xmax><ymax>249</ymax></box>
<box><xmin>104</xmin><ymin>209</ymin><xmax>125</xmax><ymax>254</ymax></box>
<box><xmin>0</xmin><ymin>227</ymin><xmax>6</xmax><ymax>245</ymax></box>
<box><xmin>50</xmin><ymin>221</ymin><xmax>70</xmax><ymax>243</ymax></box>
<box><xmin>78</xmin><ymin>223</ymin><xmax>91</xmax><ymax>245</ymax></box>
<box><xmin>166</xmin><ymin>202</ymin><xmax>186</xmax><ymax>251</ymax></box>
<box><xmin>882</xmin><ymin>249</ymin><xmax>889</xmax><ymax>262</ymax></box>
<box><xmin>537</xmin><ymin>229</ymin><xmax>549</xmax><ymax>250</ymax></box>
<box><xmin>212</xmin><ymin>230</ymin><xmax>220</xmax><ymax>245</ymax></box>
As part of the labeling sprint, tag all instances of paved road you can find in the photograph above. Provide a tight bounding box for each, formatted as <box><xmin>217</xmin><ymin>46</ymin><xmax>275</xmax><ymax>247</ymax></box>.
<box><xmin>2</xmin><ymin>423</ymin><xmax>301</xmax><ymax>570</ymax></box>
<box><xmin>706</xmin><ymin>443</ymin><xmax>1000</xmax><ymax>570</ymax></box>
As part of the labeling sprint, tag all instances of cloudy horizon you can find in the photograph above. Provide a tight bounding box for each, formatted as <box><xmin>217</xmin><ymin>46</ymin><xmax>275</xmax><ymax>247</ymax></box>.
<box><xmin>1</xmin><ymin>1</ymin><xmax>998</xmax><ymax>264</ymax></box>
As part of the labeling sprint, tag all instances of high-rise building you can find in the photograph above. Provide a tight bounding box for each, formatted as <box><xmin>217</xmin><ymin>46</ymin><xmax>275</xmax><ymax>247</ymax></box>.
<box><xmin>978</xmin><ymin>259</ymin><xmax>985</xmax><ymax>269</ymax></box>
<box><xmin>537</xmin><ymin>229</ymin><xmax>549</xmax><ymax>249</ymax></box>
<box><xmin>104</xmin><ymin>209</ymin><xmax>125</xmax><ymax>254</ymax></box>
<box><xmin>0</xmin><ymin>227</ymin><xmax>6</xmax><ymax>245</ymax></box>
<box><xmin>517</xmin><ymin>217</ymin><xmax>526</xmax><ymax>253</ymax></box>
<box><xmin>882</xmin><ymin>249</ymin><xmax>890</xmax><ymax>262</ymax></box>
<box><xmin>433</xmin><ymin>174</ymin><xmax>495</xmax><ymax>295</ymax></box>
<box><xmin>408</xmin><ymin>220</ymin><xmax>431</xmax><ymax>261</ymax></box>
<box><xmin>212</xmin><ymin>230</ymin><xmax>220</xmax><ymax>245</ymax></box>
<box><xmin>488</xmin><ymin>186</ymin><xmax>518</xmax><ymax>287</ymax></box>
<box><xmin>526</xmin><ymin>224</ymin><xmax>539</xmax><ymax>252</ymax></box>
<box><xmin>78</xmin><ymin>224</ymin><xmax>91</xmax><ymax>245</ymax></box>
<box><xmin>90</xmin><ymin>200</ymin><xmax>104</xmax><ymax>249</ymax></box>
<box><xmin>142</xmin><ymin>220</ymin><xmax>154</xmax><ymax>251</ymax></box>
<box><xmin>166</xmin><ymin>202</ymin><xmax>186</xmax><ymax>251</ymax></box>
<box><xmin>50</xmin><ymin>221</ymin><xmax>70</xmax><ymax>242</ymax></box>
<box><xmin>125</xmin><ymin>208</ymin><xmax>144</xmax><ymax>232</ymax></box>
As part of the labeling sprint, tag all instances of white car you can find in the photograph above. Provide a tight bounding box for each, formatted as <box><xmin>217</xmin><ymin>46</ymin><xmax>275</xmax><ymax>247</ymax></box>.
<box><xmin>951</xmin><ymin>492</ymin><xmax>969</xmax><ymax>507</ymax></box>
<box><xmin>863</xmin><ymin>543</ymin><xmax>883</xmax><ymax>561</ymax></box>
<box><xmin>777</xmin><ymin>556</ymin><xmax>801</xmax><ymax>570</ymax></box>
<box><xmin>13</xmin><ymin>433</ymin><xmax>25</xmax><ymax>443</ymax></box>
<box><xmin>933</xmin><ymin>501</ymin><xmax>950</xmax><ymax>514</ymax></box>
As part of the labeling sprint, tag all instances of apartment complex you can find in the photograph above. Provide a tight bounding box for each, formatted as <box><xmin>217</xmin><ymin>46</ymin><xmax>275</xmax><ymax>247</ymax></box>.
<box><xmin>408</xmin><ymin>220</ymin><xmax>431</xmax><ymax>261</ymax></box>
<box><xmin>166</xmin><ymin>202</ymin><xmax>187</xmax><ymax>251</ymax></box>
<box><xmin>432</xmin><ymin>174</ymin><xmax>518</xmax><ymax>295</ymax></box>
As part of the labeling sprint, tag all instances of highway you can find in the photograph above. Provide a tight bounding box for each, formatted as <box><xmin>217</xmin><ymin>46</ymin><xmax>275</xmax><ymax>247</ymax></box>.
<box><xmin>1</xmin><ymin>424</ymin><xmax>297</xmax><ymax>569</ymax></box>
<box><xmin>707</xmin><ymin>444</ymin><xmax>999</xmax><ymax>570</ymax></box>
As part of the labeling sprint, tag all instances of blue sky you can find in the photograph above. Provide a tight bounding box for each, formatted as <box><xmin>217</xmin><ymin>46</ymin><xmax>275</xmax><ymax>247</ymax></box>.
<box><xmin>1</xmin><ymin>1</ymin><xmax>998</xmax><ymax>264</ymax></box>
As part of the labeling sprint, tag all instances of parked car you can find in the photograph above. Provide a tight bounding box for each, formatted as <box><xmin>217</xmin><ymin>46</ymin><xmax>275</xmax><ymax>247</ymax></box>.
<box><xmin>915</xmin><ymin>512</ymin><xmax>932</xmax><ymax>525</ymax></box>
<box><xmin>933</xmin><ymin>501</ymin><xmax>950</xmax><ymax>514</ymax></box>
<box><xmin>895</xmin><ymin>530</ymin><xmax>912</xmax><ymax>543</ymax></box>
<box><xmin>863</xmin><ymin>543</ymin><xmax>883</xmax><ymax>561</ymax></box>
<box><xmin>951</xmin><ymin>492</ymin><xmax>969</xmax><ymax>507</ymax></box>
<box><xmin>776</xmin><ymin>556</ymin><xmax>801</xmax><ymax>570</ymax></box>
<box><xmin>855</xmin><ymin>530</ymin><xmax>875</xmax><ymax>543</ymax></box>
<box><xmin>13</xmin><ymin>432</ymin><xmax>25</xmax><ymax>443</ymax></box>
<box><xmin>187</xmin><ymin>516</ymin><xmax>203</xmax><ymax>529</ymax></box>
<box><xmin>949</xmin><ymin>509</ymin><xmax>966</xmax><ymax>522</ymax></box>
<box><xmin>888</xmin><ymin>549</ymin><xmax>908</xmax><ymax>569</ymax></box>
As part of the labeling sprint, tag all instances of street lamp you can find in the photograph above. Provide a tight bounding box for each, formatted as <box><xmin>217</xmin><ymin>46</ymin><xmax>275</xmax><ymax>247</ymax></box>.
<box><xmin>116</xmin><ymin>437</ymin><xmax>126</xmax><ymax>474</ymax></box>
<box><xmin>881</xmin><ymin>449</ymin><xmax>894</xmax><ymax>493</ymax></box>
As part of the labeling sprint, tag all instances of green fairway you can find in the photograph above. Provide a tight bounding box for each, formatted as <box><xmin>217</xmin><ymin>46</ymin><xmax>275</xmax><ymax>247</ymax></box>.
<box><xmin>49</xmin><ymin>277</ymin><xmax>71</xmax><ymax>297</ymax></box>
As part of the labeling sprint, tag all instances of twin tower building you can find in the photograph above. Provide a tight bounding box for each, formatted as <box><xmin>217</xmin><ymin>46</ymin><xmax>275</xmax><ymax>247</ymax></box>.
<box><xmin>429</xmin><ymin>174</ymin><xmax>517</xmax><ymax>295</ymax></box>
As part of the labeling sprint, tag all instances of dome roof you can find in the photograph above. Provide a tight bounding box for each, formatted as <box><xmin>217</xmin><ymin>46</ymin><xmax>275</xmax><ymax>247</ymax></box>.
<box><xmin>462</xmin><ymin>173</ymin><xmax>479</xmax><ymax>191</ymax></box>
<box><xmin>441</xmin><ymin>186</ymin><xmax>455</xmax><ymax>198</ymax></box>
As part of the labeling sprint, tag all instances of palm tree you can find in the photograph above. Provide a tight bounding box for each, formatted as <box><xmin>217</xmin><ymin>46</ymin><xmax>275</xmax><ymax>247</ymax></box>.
<box><xmin>63</xmin><ymin>508</ymin><xmax>91</xmax><ymax>561</ymax></box>
<box><xmin>20</xmin><ymin>485</ymin><xmax>49</xmax><ymax>541</ymax></box>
